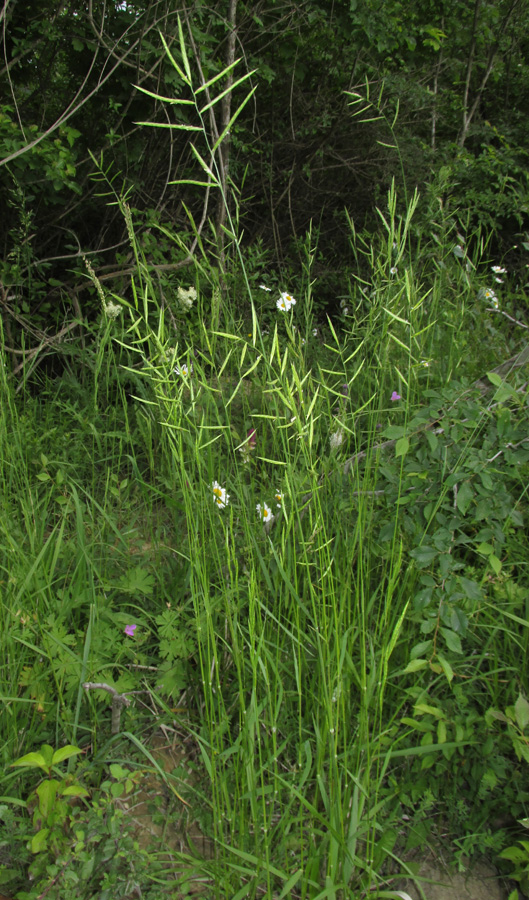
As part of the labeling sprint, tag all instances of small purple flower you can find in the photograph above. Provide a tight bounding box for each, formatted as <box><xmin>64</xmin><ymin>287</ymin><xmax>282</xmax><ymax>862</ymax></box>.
<box><xmin>391</xmin><ymin>391</ymin><xmax>402</xmax><ymax>402</ymax></box>
<box><xmin>124</xmin><ymin>624</ymin><xmax>137</xmax><ymax>637</ymax></box>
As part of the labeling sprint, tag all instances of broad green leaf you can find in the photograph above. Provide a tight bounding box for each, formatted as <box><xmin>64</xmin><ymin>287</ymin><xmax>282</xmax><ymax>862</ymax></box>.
<box><xmin>426</xmin><ymin>430</ymin><xmax>438</xmax><ymax>452</ymax></box>
<box><xmin>410</xmin><ymin>640</ymin><xmax>432</xmax><ymax>659</ymax></box>
<box><xmin>410</xmin><ymin>545</ymin><xmax>438</xmax><ymax>567</ymax></box>
<box><xmin>402</xmin><ymin>658</ymin><xmax>428</xmax><ymax>675</ymax></box>
<box><xmin>414</xmin><ymin>703</ymin><xmax>445</xmax><ymax>719</ymax></box>
<box><xmin>395</xmin><ymin>436</ymin><xmax>409</xmax><ymax>458</ymax></box>
<box><xmin>31</xmin><ymin>827</ymin><xmax>50</xmax><ymax>854</ymax></box>
<box><xmin>456</xmin><ymin>481</ymin><xmax>474</xmax><ymax>515</ymax></box>
<box><xmin>61</xmin><ymin>785</ymin><xmax>89</xmax><ymax>798</ymax></box>
<box><xmin>11</xmin><ymin>751</ymin><xmax>48</xmax><ymax>771</ymax></box>
<box><xmin>477</xmin><ymin>542</ymin><xmax>493</xmax><ymax>555</ymax></box>
<box><xmin>52</xmin><ymin>745</ymin><xmax>82</xmax><ymax>766</ymax></box>
<box><xmin>440</xmin><ymin>628</ymin><xmax>462</xmax><ymax>654</ymax></box>
<box><xmin>383</xmin><ymin>425</ymin><xmax>406</xmax><ymax>439</ymax></box>
<box><xmin>36</xmin><ymin>780</ymin><xmax>58</xmax><ymax>819</ymax></box>
<box><xmin>514</xmin><ymin>694</ymin><xmax>529</xmax><ymax>732</ymax></box>
<box><xmin>487</xmin><ymin>372</ymin><xmax>504</xmax><ymax>387</ymax></box>
<box><xmin>489</xmin><ymin>554</ymin><xmax>502</xmax><ymax>575</ymax></box>
<box><xmin>437</xmin><ymin>654</ymin><xmax>454</xmax><ymax>684</ymax></box>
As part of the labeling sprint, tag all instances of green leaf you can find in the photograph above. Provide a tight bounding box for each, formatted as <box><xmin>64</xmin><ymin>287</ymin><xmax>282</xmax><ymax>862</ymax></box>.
<box><xmin>437</xmin><ymin>654</ymin><xmax>454</xmax><ymax>684</ymax></box>
<box><xmin>514</xmin><ymin>694</ymin><xmax>529</xmax><ymax>732</ymax></box>
<box><xmin>410</xmin><ymin>546</ymin><xmax>438</xmax><ymax>567</ymax></box>
<box><xmin>36</xmin><ymin>779</ymin><xmax>58</xmax><ymax>819</ymax></box>
<box><xmin>489</xmin><ymin>554</ymin><xmax>502</xmax><ymax>575</ymax></box>
<box><xmin>487</xmin><ymin>372</ymin><xmax>504</xmax><ymax>387</ymax></box>
<box><xmin>61</xmin><ymin>785</ymin><xmax>89</xmax><ymax>798</ymax></box>
<box><xmin>383</xmin><ymin>425</ymin><xmax>406</xmax><ymax>439</ymax></box>
<box><xmin>402</xmin><ymin>658</ymin><xmax>428</xmax><ymax>675</ymax></box>
<box><xmin>456</xmin><ymin>481</ymin><xmax>474</xmax><ymax>515</ymax></box>
<box><xmin>414</xmin><ymin>703</ymin><xmax>445</xmax><ymax>719</ymax></box>
<box><xmin>426</xmin><ymin>430</ymin><xmax>438</xmax><ymax>452</ymax></box>
<box><xmin>441</xmin><ymin>628</ymin><xmax>462</xmax><ymax>654</ymax></box>
<box><xmin>52</xmin><ymin>745</ymin><xmax>82</xmax><ymax>766</ymax></box>
<box><xmin>11</xmin><ymin>752</ymin><xmax>48</xmax><ymax>771</ymax></box>
<box><xmin>395</xmin><ymin>436</ymin><xmax>409</xmax><ymax>458</ymax></box>
<box><xmin>31</xmin><ymin>827</ymin><xmax>50</xmax><ymax>854</ymax></box>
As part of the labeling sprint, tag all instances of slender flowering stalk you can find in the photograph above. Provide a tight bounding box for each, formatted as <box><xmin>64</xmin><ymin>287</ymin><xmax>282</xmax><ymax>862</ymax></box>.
<box><xmin>212</xmin><ymin>481</ymin><xmax>230</xmax><ymax>509</ymax></box>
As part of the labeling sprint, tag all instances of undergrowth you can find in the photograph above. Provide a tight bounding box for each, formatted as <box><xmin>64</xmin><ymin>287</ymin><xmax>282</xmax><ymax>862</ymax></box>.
<box><xmin>0</xmin><ymin>25</ymin><xmax>528</xmax><ymax>900</ymax></box>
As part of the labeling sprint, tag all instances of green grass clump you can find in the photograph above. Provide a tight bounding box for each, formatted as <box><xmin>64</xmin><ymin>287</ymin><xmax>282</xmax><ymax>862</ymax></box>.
<box><xmin>1</xmin><ymin>30</ymin><xmax>528</xmax><ymax>896</ymax></box>
<box><xmin>1</xmin><ymin>183</ymin><xmax>528</xmax><ymax>900</ymax></box>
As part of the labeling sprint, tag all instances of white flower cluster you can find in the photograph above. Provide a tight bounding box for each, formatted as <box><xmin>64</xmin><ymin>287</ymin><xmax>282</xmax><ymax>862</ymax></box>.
<box><xmin>479</xmin><ymin>287</ymin><xmax>500</xmax><ymax>309</ymax></box>
<box><xmin>329</xmin><ymin>429</ymin><xmax>344</xmax><ymax>451</ymax></box>
<box><xmin>177</xmin><ymin>286</ymin><xmax>197</xmax><ymax>311</ymax></box>
<box><xmin>212</xmin><ymin>481</ymin><xmax>229</xmax><ymax>509</ymax></box>
<box><xmin>276</xmin><ymin>291</ymin><xmax>296</xmax><ymax>312</ymax></box>
<box><xmin>492</xmin><ymin>265</ymin><xmax>507</xmax><ymax>284</ymax></box>
<box><xmin>104</xmin><ymin>300</ymin><xmax>122</xmax><ymax>319</ymax></box>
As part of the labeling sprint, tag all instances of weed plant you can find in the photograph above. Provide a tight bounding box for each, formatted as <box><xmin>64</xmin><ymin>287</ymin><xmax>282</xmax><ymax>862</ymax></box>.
<box><xmin>1</xmin><ymin>28</ymin><xmax>529</xmax><ymax>900</ymax></box>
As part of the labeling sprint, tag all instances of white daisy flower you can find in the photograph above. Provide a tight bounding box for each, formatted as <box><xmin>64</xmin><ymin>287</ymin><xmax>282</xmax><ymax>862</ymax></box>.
<box><xmin>312</xmin><ymin>327</ymin><xmax>318</xmax><ymax>336</ymax></box>
<box><xmin>175</xmin><ymin>363</ymin><xmax>193</xmax><ymax>377</ymax></box>
<box><xmin>491</xmin><ymin>266</ymin><xmax>506</xmax><ymax>274</ymax></box>
<box><xmin>277</xmin><ymin>291</ymin><xmax>296</xmax><ymax>312</ymax></box>
<box><xmin>257</xmin><ymin>502</ymin><xmax>274</xmax><ymax>524</ymax></box>
<box><xmin>390</xmin><ymin>266</ymin><xmax>398</xmax><ymax>275</ymax></box>
<box><xmin>212</xmin><ymin>481</ymin><xmax>229</xmax><ymax>509</ymax></box>
<box><xmin>274</xmin><ymin>492</ymin><xmax>283</xmax><ymax>508</ymax></box>
<box><xmin>479</xmin><ymin>287</ymin><xmax>497</xmax><ymax>302</ymax></box>
<box><xmin>259</xmin><ymin>284</ymin><xmax>272</xmax><ymax>292</ymax></box>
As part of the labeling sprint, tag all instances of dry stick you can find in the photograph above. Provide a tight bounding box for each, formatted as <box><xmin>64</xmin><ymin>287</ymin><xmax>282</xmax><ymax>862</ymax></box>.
<box><xmin>83</xmin><ymin>682</ymin><xmax>131</xmax><ymax>735</ymax></box>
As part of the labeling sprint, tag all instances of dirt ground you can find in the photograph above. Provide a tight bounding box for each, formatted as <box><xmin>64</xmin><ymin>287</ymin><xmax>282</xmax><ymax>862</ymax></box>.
<box><xmin>397</xmin><ymin>857</ymin><xmax>514</xmax><ymax>900</ymax></box>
